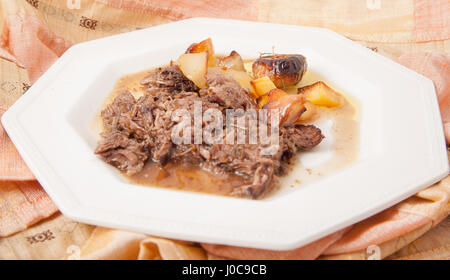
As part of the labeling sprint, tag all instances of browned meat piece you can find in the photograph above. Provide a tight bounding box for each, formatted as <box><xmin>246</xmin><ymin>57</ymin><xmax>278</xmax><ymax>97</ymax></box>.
<box><xmin>230</xmin><ymin>158</ymin><xmax>275</xmax><ymax>198</ymax></box>
<box><xmin>282</xmin><ymin>124</ymin><xmax>324</xmax><ymax>152</ymax></box>
<box><xmin>200</xmin><ymin>73</ymin><xmax>257</xmax><ymax>110</ymax></box>
<box><xmin>140</xmin><ymin>65</ymin><xmax>198</xmax><ymax>94</ymax></box>
<box><xmin>95</xmin><ymin>131</ymin><xmax>148</xmax><ymax>175</ymax></box>
<box><xmin>95</xmin><ymin>67</ymin><xmax>324</xmax><ymax>199</ymax></box>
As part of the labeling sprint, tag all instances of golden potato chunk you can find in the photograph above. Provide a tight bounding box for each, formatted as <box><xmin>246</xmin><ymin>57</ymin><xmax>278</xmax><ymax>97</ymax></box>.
<box><xmin>298</xmin><ymin>81</ymin><xmax>344</xmax><ymax>108</ymax></box>
<box><xmin>250</xmin><ymin>76</ymin><xmax>277</xmax><ymax>97</ymax></box>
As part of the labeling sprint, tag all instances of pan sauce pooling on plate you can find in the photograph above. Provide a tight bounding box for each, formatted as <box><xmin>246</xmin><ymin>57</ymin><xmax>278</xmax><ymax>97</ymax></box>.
<box><xmin>93</xmin><ymin>38</ymin><xmax>360</xmax><ymax>199</ymax></box>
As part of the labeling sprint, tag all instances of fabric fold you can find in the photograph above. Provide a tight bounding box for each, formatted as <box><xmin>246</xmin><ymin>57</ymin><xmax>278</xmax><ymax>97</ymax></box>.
<box><xmin>0</xmin><ymin>12</ymin><xmax>72</xmax><ymax>83</ymax></box>
<box><xmin>0</xmin><ymin>105</ymin><xmax>34</xmax><ymax>180</ymax></box>
<box><xmin>79</xmin><ymin>228</ymin><xmax>207</xmax><ymax>260</ymax></box>
<box><xmin>0</xmin><ymin>180</ymin><xmax>57</xmax><ymax>237</ymax></box>
<box><xmin>201</xmin><ymin>227</ymin><xmax>350</xmax><ymax>260</ymax></box>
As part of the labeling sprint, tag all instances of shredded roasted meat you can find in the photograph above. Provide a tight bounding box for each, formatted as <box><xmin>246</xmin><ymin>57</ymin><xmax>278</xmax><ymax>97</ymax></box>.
<box><xmin>140</xmin><ymin>65</ymin><xmax>198</xmax><ymax>94</ymax></box>
<box><xmin>95</xmin><ymin>66</ymin><xmax>324</xmax><ymax>198</ymax></box>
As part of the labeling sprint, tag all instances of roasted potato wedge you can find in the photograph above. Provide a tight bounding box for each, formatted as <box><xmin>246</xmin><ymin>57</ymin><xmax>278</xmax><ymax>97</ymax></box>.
<box><xmin>250</xmin><ymin>76</ymin><xmax>277</xmax><ymax>97</ymax></box>
<box><xmin>177</xmin><ymin>52</ymin><xmax>208</xmax><ymax>88</ymax></box>
<box><xmin>263</xmin><ymin>89</ymin><xmax>306</xmax><ymax>126</ymax></box>
<box><xmin>218</xmin><ymin>51</ymin><xmax>245</xmax><ymax>71</ymax></box>
<box><xmin>185</xmin><ymin>38</ymin><xmax>216</xmax><ymax>67</ymax></box>
<box><xmin>298</xmin><ymin>81</ymin><xmax>344</xmax><ymax>107</ymax></box>
<box><xmin>252</xmin><ymin>54</ymin><xmax>307</xmax><ymax>88</ymax></box>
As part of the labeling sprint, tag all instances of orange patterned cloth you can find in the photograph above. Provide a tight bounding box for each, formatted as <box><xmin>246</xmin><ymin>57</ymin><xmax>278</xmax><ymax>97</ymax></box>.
<box><xmin>0</xmin><ymin>0</ymin><xmax>449</xmax><ymax>259</ymax></box>
<box><xmin>0</xmin><ymin>180</ymin><xmax>57</xmax><ymax>236</ymax></box>
<box><xmin>0</xmin><ymin>13</ymin><xmax>72</xmax><ymax>83</ymax></box>
<box><xmin>414</xmin><ymin>0</ymin><xmax>450</xmax><ymax>42</ymax></box>
<box><xmin>0</xmin><ymin>105</ymin><xmax>34</xmax><ymax>180</ymax></box>
<box><xmin>105</xmin><ymin>0</ymin><xmax>257</xmax><ymax>20</ymax></box>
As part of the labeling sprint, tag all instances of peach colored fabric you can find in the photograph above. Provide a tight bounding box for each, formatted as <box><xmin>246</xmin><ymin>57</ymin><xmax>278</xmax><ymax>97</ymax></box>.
<box><xmin>398</xmin><ymin>52</ymin><xmax>450</xmax><ymax>143</ymax></box>
<box><xmin>0</xmin><ymin>180</ymin><xmax>57</xmax><ymax>237</ymax></box>
<box><xmin>0</xmin><ymin>105</ymin><xmax>34</xmax><ymax>180</ymax></box>
<box><xmin>0</xmin><ymin>47</ymin><xmax>23</xmax><ymax>68</ymax></box>
<box><xmin>323</xmin><ymin>209</ymin><xmax>430</xmax><ymax>255</ymax></box>
<box><xmin>201</xmin><ymin>227</ymin><xmax>351</xmax><ymax>260</ymax></box>
<box><xmin>414</xmin><ymin>0</ymin><xmax>450</xmax><ymax>42</ymax></box>
<box><xmin>80</xmin><ymin>228</ymin><xmax>206</xmax><ymax>260</ymax></box>
<box><xmin>102</xmin><ymin>0</ymin><xmax>450</xmax><ymax>44</ymax></box>
<box><xmin>0</xmin><ymin>13</ymin><xmax>64</xmax><ymax>237</ymax></box>
<box><xmin>105</xmin><ymin>0</ymin><xmax>257</xmax><ymax>21</ymax></box>
<box><xmin>0</xmin><ymin>13</ymin><xmax>72</xmax><ymax>83</ymax></box>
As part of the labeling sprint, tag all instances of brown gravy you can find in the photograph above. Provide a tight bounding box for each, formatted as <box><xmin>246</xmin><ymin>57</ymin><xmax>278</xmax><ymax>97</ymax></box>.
<box><xmin>93</xmin><ymin>65</ymin><xmax>360</xmax><ymax>197</ymax></box>
<box><xmin>130</xmin><ymin>162</ymin><xmax>248</xmax><ymax>196</ymax></box>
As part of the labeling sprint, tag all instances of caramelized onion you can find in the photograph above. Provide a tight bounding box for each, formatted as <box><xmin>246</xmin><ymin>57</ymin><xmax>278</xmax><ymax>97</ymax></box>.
<box><xmin>253</xmin><ymin>54</ymin><xmax>307</xmax><ymax>88</ymax></box>
<box><xmin>263</xmin><ymin>89</ymin><xmax>306</xmax><ymax>126</ymax></box>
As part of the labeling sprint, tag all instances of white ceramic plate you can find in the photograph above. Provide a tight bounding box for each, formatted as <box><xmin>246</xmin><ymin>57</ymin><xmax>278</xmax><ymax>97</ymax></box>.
<box><xmin>2</xmin><ymin>18</ymin><xmax>448</xmax><ymax>250</ymax></box>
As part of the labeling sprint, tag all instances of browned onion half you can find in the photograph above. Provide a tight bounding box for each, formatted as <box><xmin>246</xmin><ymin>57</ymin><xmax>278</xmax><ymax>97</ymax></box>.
<box><xmin>263</xmin><ymin>89</ymin><xmax>306</xmax><ymax>126</ymax></box>
<box><xmin>252</xmin><ymin>54</ymin><xmax>307</xmax><ymax>88</ymax></box>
